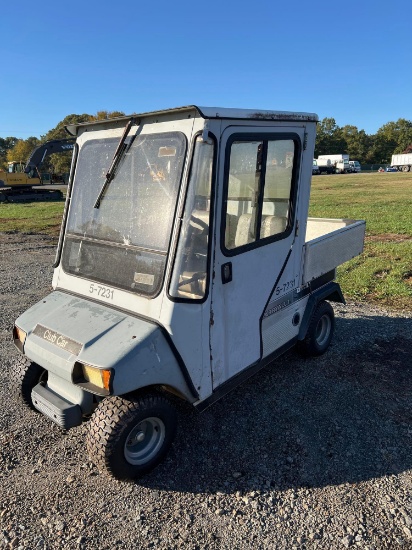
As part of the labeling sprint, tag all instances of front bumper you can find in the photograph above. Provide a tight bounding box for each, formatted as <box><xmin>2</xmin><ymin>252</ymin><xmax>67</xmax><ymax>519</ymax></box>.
<box><xmin>32</xmin><ymin>383</ymin><xmax>83</xmax><ymax>429</ymax></box>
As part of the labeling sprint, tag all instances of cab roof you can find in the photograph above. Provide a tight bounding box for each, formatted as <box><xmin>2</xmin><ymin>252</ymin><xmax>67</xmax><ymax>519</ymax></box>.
<box><xmin>65</xmin><ymin>105</ymin><xmax>318</xmax><ymax>136</ymax></box>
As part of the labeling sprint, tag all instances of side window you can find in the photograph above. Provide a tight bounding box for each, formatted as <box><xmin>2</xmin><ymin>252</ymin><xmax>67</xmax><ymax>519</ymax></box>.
<box><xmin>224</xmin><ymin>137</ymin><xmax>295</xmax><ymax>252</ymax></box>
<box><xmin>169</xmin><ymin>137</ymin><xmax>214</xmax><ymax>300</ymax></box>
<box><xmin>225</xmin><ymin>141</ymin><xmax>263</xmax><ymax>249</ymax></box>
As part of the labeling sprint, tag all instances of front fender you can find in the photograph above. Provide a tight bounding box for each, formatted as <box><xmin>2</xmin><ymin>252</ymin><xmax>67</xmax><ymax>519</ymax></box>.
<box><xmin>109</xmin><ymin>325</ymin><xmax>198</xmax><ymax>402</ymax></box>
<box><xmin>16</xmin><ymin>291</ymin><xmax>198</xmax><ymax>404</ymax></box>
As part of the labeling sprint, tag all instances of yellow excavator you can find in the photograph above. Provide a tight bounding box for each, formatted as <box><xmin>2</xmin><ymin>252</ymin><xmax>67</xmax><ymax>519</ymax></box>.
<box><xmin>0</xmin><ymin>138</ymin><xmax>75</xmax><ymax>202</ymax></box>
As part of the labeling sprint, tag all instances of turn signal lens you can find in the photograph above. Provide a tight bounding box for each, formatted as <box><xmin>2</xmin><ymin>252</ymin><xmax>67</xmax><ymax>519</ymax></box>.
<box><xmin>82</xmin><ymin>364</ymin><xmax>111</xmax><ymax>391</ymax></box>
<box><xmin>14</xmin><ymin>326</ymin><xmax>27</xmax><ymax>345</ymax></box>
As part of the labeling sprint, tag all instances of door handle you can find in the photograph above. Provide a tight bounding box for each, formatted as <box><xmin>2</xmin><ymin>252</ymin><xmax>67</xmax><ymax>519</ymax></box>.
<box><xmin>221</xmin><ymin>262</ymin><xmax>232</xmax><ymax>284</ymax></box>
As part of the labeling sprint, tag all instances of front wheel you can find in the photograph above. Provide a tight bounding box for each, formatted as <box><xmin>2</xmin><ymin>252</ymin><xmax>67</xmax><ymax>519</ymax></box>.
<box><xmin>11</xmin><ymin>355</ymin><xmax>48</xmax><ymax>410</ymax></box>
<box><xmin>86</xmin><ymin>392</ymin><xmax>177</xmax><ymax>481</ymax></box>
<box><xmin>297</xmin><ymin>301</ymin><xmax>335</xmax><ymax>357</ymax></box>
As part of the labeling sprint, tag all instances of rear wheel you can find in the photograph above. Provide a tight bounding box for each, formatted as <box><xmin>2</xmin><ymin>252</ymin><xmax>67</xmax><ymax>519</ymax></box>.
<box><xmin>297</xmin><ymin>301</ymin><xmax>335</xmax><ymax>357</ymax></box>
<box><xmin>11</xmin><ymin>355</ymin><xmax>47</xmax><ymax>410</ymax></box>
<box><xmin>86</xmin><ymin>392</ymin><xmax>177</xmax><ymax>481</ymax></box>
<box><xmin>402</xmin><ymin>165</ymin><xmax>410</xmax><ymax>172</ymax></box>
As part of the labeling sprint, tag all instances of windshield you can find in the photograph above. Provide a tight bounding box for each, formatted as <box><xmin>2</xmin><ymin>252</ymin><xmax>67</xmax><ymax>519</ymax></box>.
<box><xmin>62</xmin><ymin>131</ymin><xmax>186</xmax><ymax>297</ymax></box>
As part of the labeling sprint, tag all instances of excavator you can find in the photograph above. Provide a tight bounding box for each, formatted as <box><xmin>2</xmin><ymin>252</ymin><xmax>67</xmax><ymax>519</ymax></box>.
<box><xmin>0</xmin><ymin>138</ymin><xmax>75</xmax><ymax>202</ymax></box>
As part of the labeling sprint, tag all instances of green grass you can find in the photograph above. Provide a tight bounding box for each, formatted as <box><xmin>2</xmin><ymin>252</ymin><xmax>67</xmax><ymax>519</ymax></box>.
<box><xmin>0</xmin><ymin>201</ymin><xmax>64</xmax><ymax>235</ymax></box>
<box><xmin>1</xmin><ymin>172</ymin><xmax>411</xmax><ymax>311</ymax></box>
<box><xmin>309</xmin><ymin>171</ymin><xmax>412</xmax><ymax>311</ymax></box>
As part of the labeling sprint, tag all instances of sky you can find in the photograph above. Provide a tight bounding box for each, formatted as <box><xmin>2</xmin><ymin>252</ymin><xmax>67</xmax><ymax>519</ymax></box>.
<box><xmin>1</xmin><ymin>0</ymin><xmax>410</xmax><ymax>140</ymax></box>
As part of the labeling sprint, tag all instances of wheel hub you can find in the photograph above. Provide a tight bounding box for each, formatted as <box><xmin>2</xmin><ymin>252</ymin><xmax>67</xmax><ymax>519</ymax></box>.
<box><xmin>124</xmin><ymin>417</ymin><xmax>166</xmax><ymax>466</ymax></box>
<box><xmin>128</xmin><ymin>431</ymin><xmax>145</xmax><ymax>445</ymax></box>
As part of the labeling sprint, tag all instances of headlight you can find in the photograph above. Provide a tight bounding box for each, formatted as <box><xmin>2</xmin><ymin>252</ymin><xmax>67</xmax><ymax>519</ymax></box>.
<box><xmin>82</xmin><ymin>364</ymin><xmax>112</xmax><ymax>391</ymax></box>
<box><xmin>13</xmin><ymin>326</ymin><xmax>27</xmax><ymax>351</ymax></box>
<box><xmin>73</xmin><ymin>362</ymin><xmax>112</xmax><ymax>395</ymax></box>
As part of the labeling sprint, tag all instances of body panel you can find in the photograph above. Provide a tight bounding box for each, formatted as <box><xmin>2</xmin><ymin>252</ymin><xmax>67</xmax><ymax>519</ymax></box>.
<box><xmin>15</xmin><ymin>291</ymin><xmax>197</xmax><ymax>402</ymax></box>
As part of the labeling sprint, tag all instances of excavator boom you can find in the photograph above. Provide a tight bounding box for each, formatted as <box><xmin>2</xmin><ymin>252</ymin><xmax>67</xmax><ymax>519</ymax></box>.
<box><xmin>24</xmin><ymin>139</ymin><xmax>75</xmax><ymax>174</ymax></box>
<box><xmin>0</xmin><ymin>138</ymin><xmax>75</xmax><ymax>203</ymax></box>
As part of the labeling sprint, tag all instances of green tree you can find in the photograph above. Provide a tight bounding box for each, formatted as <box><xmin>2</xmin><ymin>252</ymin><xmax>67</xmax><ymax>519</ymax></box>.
<box><xmin>6</xmin><ymin>137</ymin><xmax>41</xmax><ymax>164</ymax></box>
<box><xmin>42</xmin><ymin>113</ymin><xmax>92</xmax><ymax>174</ymax></box>
<box><xmin>90</xmin><ymin>110</ymin><xmax>126</xmax><ymax>121</ymax></box>
<box><xmin>370</xmin><ymin>119</ymin><xmax>412</xmax><ymax>163</ymax></box>
<box><xmin>314</xmin><ymin>118</ymin><xmax>347</xmax><ymax>157</ymax></box>
<box><xmin>339</xmin><ymin>125</ymin><xmax>373</xmax><ymax>163</ymax></box>
<box><xmin>43</xmin><ymin>111</ymin><xmax>125</xmax><ymax>174</ymax></box>
<box><xmin>0</xmin><ymin>137</ymin><xmax>18</xmax><ymax>169</ymax></box>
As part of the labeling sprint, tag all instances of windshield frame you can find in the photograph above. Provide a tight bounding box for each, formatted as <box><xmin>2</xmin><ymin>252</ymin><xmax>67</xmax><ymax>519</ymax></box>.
<box><xmin>60</xmin><ymin>130</ymin><xmax>188</xmax><ymax>299</ymax></box>
<box><xmin>167</xmin><ymin>131</ymin><xmax>217</xmax><ymax>304</ymax></box>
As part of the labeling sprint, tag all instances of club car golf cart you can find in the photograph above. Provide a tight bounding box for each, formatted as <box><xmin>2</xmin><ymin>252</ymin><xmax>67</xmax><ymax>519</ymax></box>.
<box><xmin>12</xmin><ymin>106</ymin><xmax>365</xmax><ymax>481</ymax></box>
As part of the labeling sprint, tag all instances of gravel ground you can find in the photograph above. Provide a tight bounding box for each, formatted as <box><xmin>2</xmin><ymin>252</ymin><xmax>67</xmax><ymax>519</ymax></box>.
<box><xmin>0</xmin><ymin>232</ymin><xmax>411</xmax><ymax>550</ymax></box>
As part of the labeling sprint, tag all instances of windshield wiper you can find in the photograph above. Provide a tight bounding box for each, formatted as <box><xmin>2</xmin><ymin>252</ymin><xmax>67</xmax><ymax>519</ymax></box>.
<box><xmin>94</xmin><ymin>117</ymin><xmax>137</xmax><ymax>209</ymax></box>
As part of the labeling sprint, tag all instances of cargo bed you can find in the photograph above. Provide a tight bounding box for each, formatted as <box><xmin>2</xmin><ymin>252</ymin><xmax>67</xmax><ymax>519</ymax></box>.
<box><xmin>302</xmin><ymin>218</ymin><xmax>366</xmax><ymax>284</ymax></box>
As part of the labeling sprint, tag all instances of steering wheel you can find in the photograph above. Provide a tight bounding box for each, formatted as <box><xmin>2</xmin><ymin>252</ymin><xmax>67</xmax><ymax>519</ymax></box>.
<box><xmin>177</xmin><ymin>271</ymin><xmax>205</xmax><ymax>289</ymax></box>
<box><xmin>189</xmin><ymin>214</ymin><xmax>209</xmax><ymax>234</ymax></box>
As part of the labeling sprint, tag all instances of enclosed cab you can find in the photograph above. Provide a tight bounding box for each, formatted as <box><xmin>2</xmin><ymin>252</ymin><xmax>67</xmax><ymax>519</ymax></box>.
<box><xmin>12</xmin><ymin>106</ymin><xmax>365</xmax><ymax>481</ymax></box>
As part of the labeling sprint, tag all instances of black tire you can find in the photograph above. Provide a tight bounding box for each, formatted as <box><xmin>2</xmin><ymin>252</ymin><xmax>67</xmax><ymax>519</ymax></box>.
<box><xmin>402</xmin><ymin>165</ymin><xmax>410</xmax><ymax>172</ymax></box>
<box><xmin>10</xmin><ymin>355</ymin><xmax>47</xmax><ymax>410</ymax></box>
<box><xmin>86</xmin><ymin>392</ymin><xmax>177</xmax><ymax>481</ymax></box>
<box><xmin>297</xmin><ymin>301</ymin><xmax>335</xmax><ymax>357</ymax></box>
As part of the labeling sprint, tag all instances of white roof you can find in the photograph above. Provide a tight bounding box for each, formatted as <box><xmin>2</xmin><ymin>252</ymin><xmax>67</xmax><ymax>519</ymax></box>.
<box><xmin>197</xmin><ymin>106</ymin><xmax>318</xmax><ymax>122</ymax></box>
<box><xmin>66</xmin><ymin>105</ymin><xmax>318</xmax><ymax>135</ymax></box>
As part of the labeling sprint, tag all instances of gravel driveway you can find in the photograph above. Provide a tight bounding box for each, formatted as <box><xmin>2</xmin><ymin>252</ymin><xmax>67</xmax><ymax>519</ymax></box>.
<box><xmin>1</xmin><ymin>233</ymin><xmax>411</xmax><ymax>550</ymax></box>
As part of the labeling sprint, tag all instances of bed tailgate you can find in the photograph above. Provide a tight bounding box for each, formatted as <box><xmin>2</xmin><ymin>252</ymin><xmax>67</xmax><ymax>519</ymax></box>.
<box><xmin>302</xmin><ymin>218</ymin><xmax>366</xmax><ymax>285</ymax></box>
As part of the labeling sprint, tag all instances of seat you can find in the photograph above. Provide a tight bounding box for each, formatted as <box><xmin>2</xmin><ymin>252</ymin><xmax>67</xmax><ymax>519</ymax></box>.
<box><xmin>234</xmin><ymin>213</ymin><xmax>255</xmax><ymax>247</ymax></box>
<box><xmin>261</xmin><ymin>215</ymin><xmax>288</xmax><ymax>238</ymax></box>
<box><xmin>225</xmin><ymin>213</ymin><xmax>238</xmax><ymax>249</ymax></box>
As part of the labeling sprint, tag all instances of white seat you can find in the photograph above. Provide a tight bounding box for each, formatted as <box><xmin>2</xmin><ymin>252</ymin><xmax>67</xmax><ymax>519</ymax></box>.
<box><xmin>234</xmin><ymin>213</ymin><xmax>255</xmax><ymax>247</ymax></box>
<box><xmin>261</xmin><ymin>215</ymin><xmax>287</xmax><ymax>238</ymax></box>
<box><xmin>225</xmin><ymin>213</ymin><xmax>238</xmax><ymax>249</ymax></box>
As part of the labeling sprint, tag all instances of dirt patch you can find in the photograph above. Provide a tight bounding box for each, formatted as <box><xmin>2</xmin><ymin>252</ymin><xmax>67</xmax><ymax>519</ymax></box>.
<box><xmin>366</xmin><ymin>233</ymin><xmax>412</xmax><ymax>243</ymax></box>
<box><xmin>404</xmin><ymin>271</ymin><xmax>412</xmax><ymax>286</ymax></box>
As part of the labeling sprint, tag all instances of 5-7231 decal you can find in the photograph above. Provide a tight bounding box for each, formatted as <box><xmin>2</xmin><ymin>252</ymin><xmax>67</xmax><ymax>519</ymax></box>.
<box><xmin>275</xmin><ymin>278</ymin><xmax>296</xmax><ymax>297</ymax></box>
<box><xmin>89</xmin><ymin>283</ymin><xmax>114</xmax><ymax>300</ymax></box>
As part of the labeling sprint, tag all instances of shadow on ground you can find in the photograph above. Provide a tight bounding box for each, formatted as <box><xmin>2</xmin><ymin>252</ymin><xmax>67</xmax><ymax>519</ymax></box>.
<box><xmin>140</xmin><ymin>314</ymin><xmax>412</xmax><ymax>494</ymax></box>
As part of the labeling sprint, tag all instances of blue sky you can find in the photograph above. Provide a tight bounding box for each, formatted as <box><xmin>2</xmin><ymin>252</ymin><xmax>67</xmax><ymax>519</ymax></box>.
<box><xmin>1</xmin><ymin>0</ymin><xmax>410</xmax><ymax>139</ymax></box>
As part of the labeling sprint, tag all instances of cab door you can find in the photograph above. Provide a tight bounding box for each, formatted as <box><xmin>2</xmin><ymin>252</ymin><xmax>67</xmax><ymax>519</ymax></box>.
<box><xmin>209</xmin><ymin>125</ymin><xmax>305</xmax><ymax>389</ymax></box>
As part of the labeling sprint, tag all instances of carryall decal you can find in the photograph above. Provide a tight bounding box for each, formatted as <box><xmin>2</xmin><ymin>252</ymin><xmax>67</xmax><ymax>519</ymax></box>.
<box><xmin>32</xmin><ymin>324</ymin><xmax>83</xmax><ymax>355</ymax></box>
<box><xmin>263</xmin><ymin>285</ymin><xmax>310</xmax><ymax>319</ymax></box>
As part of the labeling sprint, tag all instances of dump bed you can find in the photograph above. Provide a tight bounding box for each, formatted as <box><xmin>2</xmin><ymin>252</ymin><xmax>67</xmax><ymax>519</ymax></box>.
<box><xmin>302</xmin><ymin>218</ymin><xmax>366</xmax><ymax>284</ymax></box>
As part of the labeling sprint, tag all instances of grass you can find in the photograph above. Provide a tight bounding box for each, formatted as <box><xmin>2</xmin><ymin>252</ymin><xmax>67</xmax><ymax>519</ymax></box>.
<box><xmin>0</xmin><ymin>201</ymin><xmax>64</xmax><ymax>235</ymax></box>
<box><xmin>309</xmin><ymin>171</ymin><xmax>412</xmax><ymax>311</ymax></box>
<box><xmin>1</xmin><ymin>172</ymin><xmax>411</xmax><ymax>311</ymax></box>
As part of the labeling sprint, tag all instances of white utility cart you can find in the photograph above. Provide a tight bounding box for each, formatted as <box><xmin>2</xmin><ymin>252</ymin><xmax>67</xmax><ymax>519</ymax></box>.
<box><xmin>12</xmin><ymin>106</ymin><xmax>365</xmax><ymax>481</ymax></box>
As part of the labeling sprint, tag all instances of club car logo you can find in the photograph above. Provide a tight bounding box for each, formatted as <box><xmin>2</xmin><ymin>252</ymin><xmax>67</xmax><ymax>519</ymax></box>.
<box><xmin>33</xmin><ymin>324</ymin><xmax>82</xmax><ymax>355</ymax></box>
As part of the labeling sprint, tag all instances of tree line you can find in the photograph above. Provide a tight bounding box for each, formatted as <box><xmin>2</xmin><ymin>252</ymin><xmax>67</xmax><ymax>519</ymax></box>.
<box><xmin>314</xmin><ymin>117</ymin><xmax>412</xmax><ymax>163</ymax></box>
<box><xmin>0</xmin><ymin>111</ymin><xmax>125</xmax><ymax>176</ymax></box>
<box><xmin>1</xmin><ymin>112</ymin><xmax>412</xmax><ymax>175</ymax></box>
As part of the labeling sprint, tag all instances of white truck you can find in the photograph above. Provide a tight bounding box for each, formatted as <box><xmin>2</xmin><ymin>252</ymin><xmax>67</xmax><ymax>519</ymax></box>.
<box><xmin>318</xmin><ymin>154</ymin><xmax>352</xmax><ymax>174</ymax></box>
<box><xmin>11</xmin><ymin>106</ymin><xmax>366</xmax><ymax>481</ymax></box>
<box><xmin>390</xmin><ymin>153</ymin><xmax>412</xmax><ymax>172</ymax></box>
<box><xmin>314</xmin><ymin>157</ymin><xmax>335</xmax><ymax>175</ymax></box>
<box><xmin>349</xmin><ymin>160</ymin><xmax>361</xmax><ymax>173</ymax></box>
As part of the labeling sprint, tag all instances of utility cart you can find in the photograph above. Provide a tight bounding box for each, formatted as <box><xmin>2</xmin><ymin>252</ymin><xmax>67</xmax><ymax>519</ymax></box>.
<box><xmin>11</xmin><ymin>106</ymin><xmax>365</xmax><ymax>481</ymax></box>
